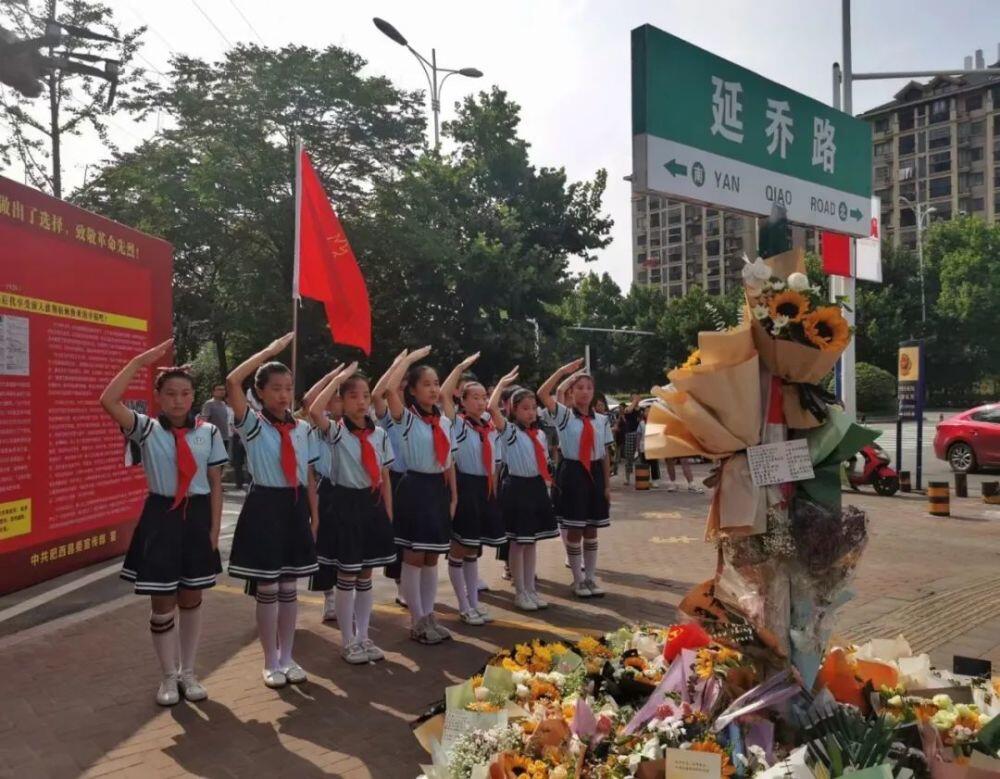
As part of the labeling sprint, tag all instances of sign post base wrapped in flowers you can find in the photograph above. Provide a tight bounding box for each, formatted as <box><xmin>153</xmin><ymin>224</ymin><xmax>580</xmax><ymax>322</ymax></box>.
<box><xmin>646</xmin><ymin>247</ymin><xmax>876</xmax><ymax>688</ymax></box>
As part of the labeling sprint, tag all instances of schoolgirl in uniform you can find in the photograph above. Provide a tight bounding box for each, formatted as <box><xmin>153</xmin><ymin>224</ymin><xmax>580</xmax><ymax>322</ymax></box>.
<box><xmin>372</xmin><ymin>350</ymin><xmax>412</xmax><ymax>607</ymax></box>
<box><xmin>100</xmin><ymin>338</ymin><xmax>228</xmax><ymax>706</ymax></box>
<box><xmin>226</xmin><ymin>333</ymin><xmax>320</xmax><ymax>689</ymax></box>
<box><xmin>489</xmin><ymin>368</ymin><xmax>559</xmax><ymax>611</ymax></box>
<box><xmin>299</xmin><ymin>365</ymin><xmax>346</xmax><ymax>621</ymax></box>
<box><xmin>538</xmin><ymin>358</ymin><xmax>613</xmax><ymax>599</ymax></box>
<box><xmin>384</xmin><ymin>346</ymin><xmax>457</xmax><ymax>645</ymax></box>
<box><xmin>309</xmin><ymin>363</ymin><xmax>397</xmax><ymax>664</ymax></box>
<box><xmin>439</xmin><ymin>353</ymin><xmax>503</xmax><ymax>626</ymax></box>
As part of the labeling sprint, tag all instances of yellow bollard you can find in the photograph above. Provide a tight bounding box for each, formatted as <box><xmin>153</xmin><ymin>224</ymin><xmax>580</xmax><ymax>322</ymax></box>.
<box><xmin>927</xmin><ymin>481</ymin><xmax>950</xmax><ymax>516</ymax></box>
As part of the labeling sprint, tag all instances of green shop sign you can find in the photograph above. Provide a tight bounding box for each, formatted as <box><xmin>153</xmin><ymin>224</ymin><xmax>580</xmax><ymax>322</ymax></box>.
<box><xmin>632</xmin><ymin>25</ymin><xmax>872</xmax><ymax>235</ymax></box>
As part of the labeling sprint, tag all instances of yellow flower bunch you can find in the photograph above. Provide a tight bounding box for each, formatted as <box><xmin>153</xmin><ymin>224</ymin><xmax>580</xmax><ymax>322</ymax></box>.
<box><xmin>467</xmin><ymin>701</ymin><xmax>502</xmax><ymax>713</ymax></box>
<box><xmin>470</xmin><ymin>674</ymin><xmax>484</xmax><ymax>690</ymax></box>
<box><xmin>502</xmin><ymin>657</ymin><xmax>527</xmax><ymax>673</ymax></box>
<box><xmin>577</xmin><ymin>636</ymin><xmax>613</xmax><ymax>659</ymax></box>
<box><xmin>682</xmin><ymin>349</ymin><xmax>702</xmax><ymax>369</ymax></box>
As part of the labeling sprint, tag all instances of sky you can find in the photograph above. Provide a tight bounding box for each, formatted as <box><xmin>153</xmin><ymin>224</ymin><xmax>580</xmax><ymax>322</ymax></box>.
<box><xmin>6</xmin><ymin>0</ymin><xmax>1000</xmax><ymax>289</ymax></box>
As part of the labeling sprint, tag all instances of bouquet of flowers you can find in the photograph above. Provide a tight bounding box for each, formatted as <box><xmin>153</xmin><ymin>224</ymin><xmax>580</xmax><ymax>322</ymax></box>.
<box><xmin>646</xmin><ymin>323</ymin><xmax>767</xmax><ymax>538</ymax></box>
<box><xmin>742</xmin><ymin>250</ymin><xmax>850</xmax><ymax>430</ymax></box>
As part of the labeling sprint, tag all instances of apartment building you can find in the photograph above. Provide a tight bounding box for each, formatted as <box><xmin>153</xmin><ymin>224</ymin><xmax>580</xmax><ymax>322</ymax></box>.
<box><xmin>631</xmin><ymin>195</ymin><xmax>819</xmax><ymax>297</ymax></box>
<box><xmin>861</xmin><ymin>48</ymin><xmax>1000</xmax><ymax>249</ymax></box>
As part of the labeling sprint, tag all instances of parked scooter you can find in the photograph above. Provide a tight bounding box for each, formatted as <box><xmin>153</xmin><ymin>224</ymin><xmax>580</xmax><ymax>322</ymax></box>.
<box><xmin>846</xmin><ymin>442</ymin><xmax>900</xmax><ymax>496</ymax></box>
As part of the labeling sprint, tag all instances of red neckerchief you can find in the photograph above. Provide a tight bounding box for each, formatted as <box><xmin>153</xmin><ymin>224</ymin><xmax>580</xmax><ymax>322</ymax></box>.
<box><xmin>263</xmin><ymin>409</ymin><xmax>299</xmax><ymax>487</ymax></box>
<box><xmin>575</xmin><ymin>407</ymin><xmax>596</xmax><ymax>480</ymax></box>
<box><xmin>464</xmin><ymin>414</ymin><xmax>496</xmax><ymax>496</ymax></box>
<box><xmin>344</xmin><ymin>417</ymin><xmax>381</xmax><ymax>491</ymax></box>
<box><xmin>412</xmin><ymin>404</ymin><xmax>449</xmax><ymax>467</ymax></box>
<box><xmin>160</xmin><ymin>414</ymin><xmax>201</xmax><ymax>511</ymax></box>
<box><xmin>519</xmin><ymin>423</ymin><xmax>552</xmax><ymax>485</ymax></box>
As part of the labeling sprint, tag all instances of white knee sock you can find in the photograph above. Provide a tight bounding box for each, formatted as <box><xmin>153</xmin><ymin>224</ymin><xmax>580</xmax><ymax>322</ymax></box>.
<box><xmin>149</xmin><ymin>610</ymin><xmax>179</xmax><ymax>677</ymax></box>
<box><xmin>254</xmin><ymin>584</ymin><xmax>280</xmax><ymax>671</ymax></box>
<box><xmin>560</xmin><ymin>528</ymin><xmax>569</xmax><ymax>563</ymax></box>
<box><xmin>400</xmin><ymin>563</ymin><xmax>423</xmax><ymax>627</ymax></box>
<box><xmin>419</xmin><ymin>564</ymin><xmax>438</xmax><ymax>619</ymax></box>
<box><xmin>523</xmin><ymin>544</ymin><xmax>538</xmax><ymax>594</ymax></box>
<box><xmin>335</xmin><ymin>577</ymin><xmax>357</xmax><ymax>647</ymax></box>
<box><xmin>448</xmin><ymin>555</ymin><xmax>470</xmax><ymax>613</ymax></box>
<box><xmin>355</xmin><ymin>578</ymin><xmax>374</xmax><ymax>643</ymax></box>
<box><xmin>583</xmin><ymin>538</ymin><xmax>599</xmax><ymax>581</ymax></box>
<box><xmin>178</xmin><ymin>602</ymin><xmax>203</xmax><ymax>675</ymax></box>
<box><xmin>463</xmin><ymin>557</ymin><xmax>480</xmax><ymax>610</ymax></box>
<box><xmin>565</xmin><ymin>540</ymin><xmax>584</xmax><ymax>586</ymax></box>
<box><xmin>277</xmin><ymin>580</ymin><xmax>298</xmax><ymax>668</ymax></box>
<box><xmin>509</xmin><ymin>541</ymin><xmax>526</xmax><ymax>595</ymax></box>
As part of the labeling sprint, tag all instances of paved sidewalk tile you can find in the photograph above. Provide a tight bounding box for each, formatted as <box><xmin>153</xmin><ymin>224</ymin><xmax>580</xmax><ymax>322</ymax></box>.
<box><xmin>2</xmin><ymin>473</ymin><xmax>999</xmax><ymax>778</ymax></box>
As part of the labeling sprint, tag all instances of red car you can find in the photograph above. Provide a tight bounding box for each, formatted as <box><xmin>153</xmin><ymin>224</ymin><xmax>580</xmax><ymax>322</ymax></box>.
<box><xmin>933</xmin><ymin>403</ymin><xmax>1000</xmax><ymax>473</ymax></box>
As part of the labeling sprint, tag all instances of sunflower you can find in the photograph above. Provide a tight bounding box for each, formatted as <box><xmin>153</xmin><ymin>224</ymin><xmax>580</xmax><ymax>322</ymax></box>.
<box><xmin>768</xmin><ymin>289</ymin><xmax>811</xmax><ymax>323</ymax></box>
<box><xmin>694</xmin><ymin>648</ymin><xmax>716</xmax><ymax>679</ymax></box>
<box><xmin>690</xmin><ymin>738</ymin><xmax>736</xmax><ymax>777</ymax></box>
<box><xmin>802</xmin><ymin>306</ymin><xmax>850</xmax><ymax>351</ymax></box>
<box><xmin>682</xmin><ymin>349</ymin><xmax>702</xmax><ymax>369</ymax></box>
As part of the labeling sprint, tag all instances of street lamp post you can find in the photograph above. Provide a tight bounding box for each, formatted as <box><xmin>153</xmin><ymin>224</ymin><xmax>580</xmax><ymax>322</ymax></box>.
<box><xmin>897</xmin><ymin>195</ymin><xmax>936</xmax><ymax>323</ymax></box>
<box><xmin>373</xmin><ymin>17</ymin><xmax>483</xmax><ymax>150</ymax></box>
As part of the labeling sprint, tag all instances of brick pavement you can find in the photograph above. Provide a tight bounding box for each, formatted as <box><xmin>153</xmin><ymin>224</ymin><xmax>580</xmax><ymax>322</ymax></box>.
<box><xmin>2</xmin><ymin>472</ymin><xmax>999</xmax><ymax>779</ymax></box>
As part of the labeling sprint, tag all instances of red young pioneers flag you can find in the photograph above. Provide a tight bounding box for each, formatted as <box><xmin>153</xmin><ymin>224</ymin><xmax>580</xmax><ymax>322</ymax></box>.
<box><xmin>820</xmin><ymin>231</ymin><xmax>851</xmax><ymax>278</ymax></box>
<box><xmin>294</xmin><ymin>146</ymin><xmax>371</xmax><ymax>354</ymax></box>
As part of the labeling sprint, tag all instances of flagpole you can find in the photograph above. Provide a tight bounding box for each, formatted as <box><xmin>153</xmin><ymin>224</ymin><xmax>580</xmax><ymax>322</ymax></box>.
<box><xmin>291</xmin><ymin>137</ymin><xmax>303</xmax><ymax>407</ymax></box>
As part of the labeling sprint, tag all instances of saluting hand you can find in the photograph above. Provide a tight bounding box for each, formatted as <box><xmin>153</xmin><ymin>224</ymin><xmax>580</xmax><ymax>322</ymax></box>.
<box><xmin>265</xmin><ymin>332</ymin><xmax>295</xmax><ymax>357</ymax></box>
<box><xmin>134</xmin><ymin>338</ymin><xmax>174</xmax><ymax>366</ymax></box>
<box><xmin>457</xmin><ymin>352</ymin><xmax>481</xmax><ymax>371</ymax></box>
<box><xmin>498</xmin><ymin>366</ymin><xmax>519</xmax><ymax>387</ymax></box>
<box><xmin>560</xmin><ymin>357</ymin><xmax>585</xmax><ymax>375</ymax></box>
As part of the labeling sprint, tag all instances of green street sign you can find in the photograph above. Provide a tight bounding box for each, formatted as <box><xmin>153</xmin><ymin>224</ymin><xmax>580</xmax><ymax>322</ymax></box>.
<box><xmin>632</xmin><ymin>25</ymin><xmax>872</xmax><ymax>236</ymax></box>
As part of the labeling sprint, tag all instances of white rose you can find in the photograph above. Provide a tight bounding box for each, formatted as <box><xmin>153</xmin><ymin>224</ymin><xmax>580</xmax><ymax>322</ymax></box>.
<box><xmin>512</xmin><ymin>670</ymin><xmax>530</xmax><ymax>685</ymax></box>
<box><xmin>474</xmin><ymin>686</ymin><xmax>491</xmax><ymax>702</ymax></box>
<box><xmin>932</xmin><ymin>694</ymin><xmax>954</xmax><ymax>709</ymax></box>
<box><xmin>932</xmin><ymin>710</ymin><xmax>958</xmax><ymax>731</ymax></box>
<box><xmin>787</xmin><ymin>272</ymin><xmax>810</xmax><ymax>292</ymax></box>
<box><xmin>886</xmin><ymin>695</ymin><xmax>903</xmax><ymax>708</ymax></box>
<box><xmin>516</xmin><ymin>683</ymin><xmax>530</xmax><ymax>699</ymax></box>
<box><xmin>551</xmin><ymin>767</ymin><xmax>569</xmax><ymax>779</ymax></box>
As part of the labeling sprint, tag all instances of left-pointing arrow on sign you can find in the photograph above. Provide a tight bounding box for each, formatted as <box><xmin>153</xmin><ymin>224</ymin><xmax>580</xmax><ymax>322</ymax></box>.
<box><xmin>663</xmin><ymin>158</ymin><xmax>688</xmax><ymax>177</ymax></box>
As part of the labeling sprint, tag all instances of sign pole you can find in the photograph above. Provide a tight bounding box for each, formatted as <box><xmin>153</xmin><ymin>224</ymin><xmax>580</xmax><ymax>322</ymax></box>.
<box><xmin>840</xmin><ymin>0</ymin><xmax>857</xmax><ymax>421</ymax></box>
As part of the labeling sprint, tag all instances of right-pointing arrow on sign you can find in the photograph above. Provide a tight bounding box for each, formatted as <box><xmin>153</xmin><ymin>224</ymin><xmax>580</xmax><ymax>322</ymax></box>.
<box><xmin>664</xmin><ymin>158</ymin><xmax>688</xmax><ymax>177</ymax></box>
<box><xmin>849</xmin><ymin>207</ymin><xmax>863</xmax><ymax>220</ymax></box>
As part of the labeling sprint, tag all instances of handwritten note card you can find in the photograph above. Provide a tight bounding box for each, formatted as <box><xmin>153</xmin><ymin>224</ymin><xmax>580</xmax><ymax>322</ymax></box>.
<box><xmin>746</xmin><ymin>438</ymin><xmax>815</xmax><ymax>487</ymax></box>
<box><xmin>666</xmin><ymin>747</ymin><xmax>722</xmax><ymax>779</ymax></box>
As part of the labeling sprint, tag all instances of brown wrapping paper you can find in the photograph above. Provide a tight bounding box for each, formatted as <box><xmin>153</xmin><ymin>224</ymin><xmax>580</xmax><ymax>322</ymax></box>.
<box><xmin>705</xmin><ymin>453</ymin><xmax>768</xmax><ymax>539</ymax></box>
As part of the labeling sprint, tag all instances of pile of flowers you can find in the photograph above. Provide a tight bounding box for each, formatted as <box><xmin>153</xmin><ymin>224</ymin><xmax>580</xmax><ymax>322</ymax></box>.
<box><xmin>742</xmin><ymin>257</ymin><xmax>850</xmax><ymax>352</ymax></box>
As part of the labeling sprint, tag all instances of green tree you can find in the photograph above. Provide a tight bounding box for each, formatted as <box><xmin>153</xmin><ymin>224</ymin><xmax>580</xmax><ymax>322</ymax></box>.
<box><xmin>74</xmin><ymin>43</ymin><xmax>426</xmax><ymax>380</ymax></box>
<box><xmin>0</xmin><ymin>0</ymin><xmax>144</xmax><ymax>198</ymax></box>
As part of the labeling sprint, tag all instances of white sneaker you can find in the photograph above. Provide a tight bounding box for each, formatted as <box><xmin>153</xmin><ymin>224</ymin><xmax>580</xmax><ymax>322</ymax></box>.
<box><xmin>156</xmin><ymin>674</ymin><xmax>180</xmax><ymax>706</ymax></box>
<box><xmin>687</xmin><ymin>482</ymin><xmax>705</xmax><ymax>493</ymax></box>
<box><xmin>584</xmin><ymin>578</ymin><xmax>606</xmax><ymax>598</ymax></box>
<box><xmin>427</xmin><ymin>613</ymin><xmax>453</xmax><ymax>640</ymax></box>
<box><xmin>572</xmin><ymin>582</ymin><xmax>593</xmax><ymax>599</ymax></box>
<box><xmin>475</xmin><ymin>604</ymin><xmax>493</xmax><ymax>623</ymax></box>
<box><xmin>341</xmin><ymin>642</ymin><xmax>368</xmax><ymax>665</ymax></box>
<box><xmin>514</xmin><ymin>592</ymin><xmax>538</xmax><ymax>611</ymax></box>
<box><xmin>665</xmin><ymin>481</ymin><xmax>678</xmax><ymax>492</ymax></box>
<box><xmin>410</xmin><ymin>616</ymin><xmax>443</xmax><ymax>645</ymax></box>
<box><xmin>178</xmin><ymin>672</ymin><xmax>208</xmax><ymax>702</ymax></box>
<box><xmin>529</xmin><ymin>591</ymin><xmax>549</xmax><ymax>609</ymax></box>
<box><xmin>460</xmin><ymin>608</ymin><xmax>485</xmax><ymax>626</ymax></box>
<box><xmin>281</xmin><ymin>662</ymin><xmax>307</xmax><ymax>684</ymax></box>
<box><xmin>361</xmin><ymin>639</ymin><xmax>385</xmax><ymax>662</ymax></box>
<box><xmin>322</xmin><ymin>593</ymin><xmax>337</xmax><ymax>622</ymax></box>
<box><xmin>262</xmin><ymin>669</ymin><xmax>287</xmax><ymax>689</ymax></box>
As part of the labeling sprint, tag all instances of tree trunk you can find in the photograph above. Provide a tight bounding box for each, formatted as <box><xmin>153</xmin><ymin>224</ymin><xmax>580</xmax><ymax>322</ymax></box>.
<box><xmin>213</xmin><ymin>331</ymin><xmax>229</xmax><ymax>381</ymax></box>
<box><xmin>48</xmin><ymin>0</ymin><xmax>61</xmax><ymax>199</ymax></box>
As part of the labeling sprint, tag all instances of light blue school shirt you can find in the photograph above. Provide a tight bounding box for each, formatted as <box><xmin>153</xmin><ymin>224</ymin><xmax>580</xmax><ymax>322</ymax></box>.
<box><xmin>234</xmin><ymin>409</ymin><xmax>318</xmax><ymax>487</ymax></box>
<box><xmin>451</xmin><ymin>415</ymin><xmax>501</xmax><ymax>476</ymax></box>
<box><xmin>394</xmin><ymin>407</ymin><xmax>455</xmax><ymax>475</ymax></box>
<box><xmin>377</xmin><ymin>410</ymin><xmax>408</xmax><ymax>474</ymax></box>
<box><xmin>125</xmin><ymin>412</ymin><xmax>228</xmax><ymax>496</ymax></box>
<box><xmin>548</xmin><ymin>402</ymin><xmax>613</xmax><ymax>463</ymax></box>
<box><xmin>325</xmin><ymin>421</ymin><xmax>394</xmax><ymax>489</ymax></box>
<box><xmin>498</xmin><ymin>423</ymin><xmax>549</xmax><ymax>478</ymax></box>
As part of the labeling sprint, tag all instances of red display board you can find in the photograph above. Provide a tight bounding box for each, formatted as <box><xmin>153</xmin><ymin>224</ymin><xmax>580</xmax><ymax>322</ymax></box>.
<box><xmin>0</xmin><ymin>177</ymin><xmax>173</xmax><ymax>594</ymax></box>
